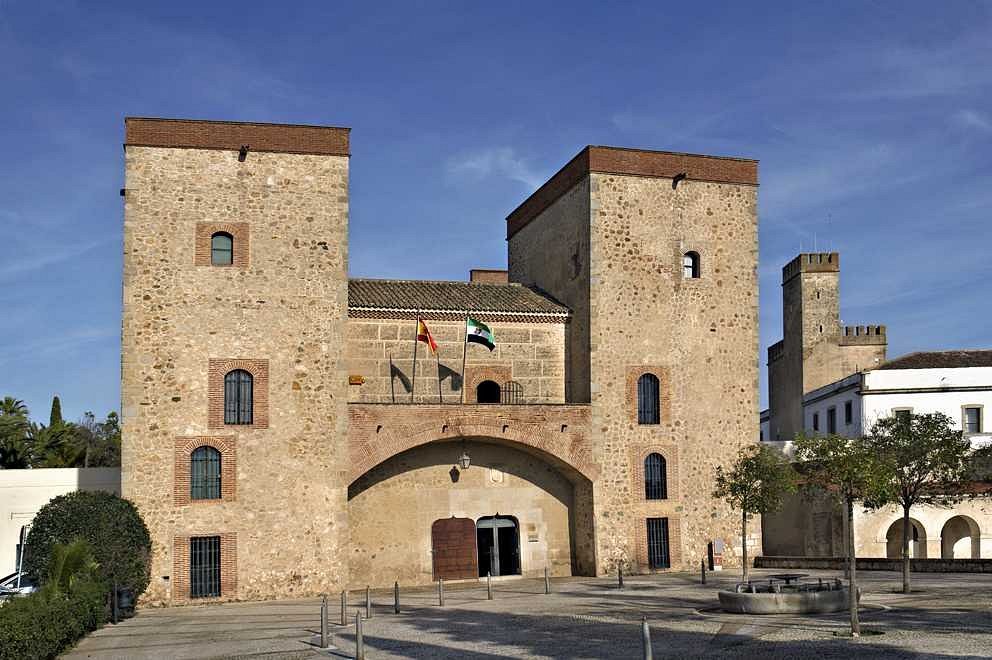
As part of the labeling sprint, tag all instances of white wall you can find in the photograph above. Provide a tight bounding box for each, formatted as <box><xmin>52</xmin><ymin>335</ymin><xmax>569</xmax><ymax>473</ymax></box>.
<box><xmin>802</xmin><ymin>373</ymin><xmax>863</xmax><ymax>438</ymax></box>
<box><xmin>0</xmin><ymin>468</ymin><xmax>121</xmax><ymax>576</ymax></box>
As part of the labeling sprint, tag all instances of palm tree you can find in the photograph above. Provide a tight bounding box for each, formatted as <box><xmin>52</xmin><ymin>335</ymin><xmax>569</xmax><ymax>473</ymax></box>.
<box><xmin>30</xmin><ymin>421</ymin><xmax>83</xmax><ymax>468</ymax></box>
<box><xmin>44</xmin><ymin>539</ymin><xmax>99</xmax><ymax>597</ymax></box>
<box><xmin>0</xmin><ymin>397</ymin><xmax>32</xmax><ymax>468</ymax></box>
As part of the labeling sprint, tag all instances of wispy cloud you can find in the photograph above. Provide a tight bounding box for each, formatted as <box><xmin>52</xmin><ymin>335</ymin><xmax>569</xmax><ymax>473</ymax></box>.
<box><xmin>953</xmin><ymin>109</ymin><xmax>992</xmax><ymax>134</ymax></box>
<box><xmin>0</xmin><ymin>238</ymin><xmax>112</xmax><ymax>280</ymax></box>
<box><xmin>0</xmin><ymin>326</ymin><xmax>117</xmax><ymax>367</ymax></box>
<box><xmin>446</xmin><ymin>147</ymin><xmax>544</xmax><ymax>190</ymax></box>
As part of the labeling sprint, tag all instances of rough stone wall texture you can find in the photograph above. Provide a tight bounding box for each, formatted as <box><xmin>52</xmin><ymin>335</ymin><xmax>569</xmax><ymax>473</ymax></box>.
<box><xmin>344</xmin><ymin>318</ymin><xmax>565</xmax><ymax>404</ymax></box>
<box><xmin>348</xmin><ymin>440</ymin><xmax>576</xmax><ymax>587</ymax></box>
<box><xmin>510</xmin><ymin>166</ymin><xmax>759</xmax><ymax>575</ymax></box>
<box><xmin>121</xmin><ymin>145</ymin><xmax>350</xmax><ymax>605</ymax></box>
<box><xmin>586</xmin><ymin>172</ymin><xmax>759</xmax><ymax>574</ymax></box>
<box><xmin>508</xmin><ymin>179</ymin><xmax>591</xmax><ymax>403</ymax></box>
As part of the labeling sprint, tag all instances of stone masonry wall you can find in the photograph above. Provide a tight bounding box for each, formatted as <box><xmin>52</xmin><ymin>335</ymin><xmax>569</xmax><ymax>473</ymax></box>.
<box><xmin>121</xmin><ymin>145</ymin><xmax>350</xmax><ymax>605</ymax></box>
<box><xmin>587</xmin><ymin>172</ymin><xmax>760</xmax><ymax>574</ymax></box>
<box><xmin>345</xmin><ymin>318</ymin><xmax>566</xmax><ymax>404</ymax></box>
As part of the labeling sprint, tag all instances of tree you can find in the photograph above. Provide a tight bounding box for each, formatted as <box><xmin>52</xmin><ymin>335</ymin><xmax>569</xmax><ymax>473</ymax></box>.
<box><xmin>43</xmin><ymin>539</ymin><xmax>99</xmax><ymax>597</ymax></box>
<box><xmin>23</xmin><ymin>491</ymin><xmax>151</xmax><ymax>598</ymax></box>
<box><xmin>74</xmin><ymin>412</ymin><xmax>121</xmax><ymax>468</ymax></box>
<box><xmin>49</xmin><ymin>396</ymin><xmax>63</xmax><ymax>427</ymax></box>
<box><xmin>29</xmin><ymin>421</ymin><xmax>82</xmax><ymax>468</ymax></box>
<box><xmin>795</xmin><ymin>433</ymin><xmax>893</xmax><ymax>637</ymax></box>
<box><xmin>0</xmin><ymin>397</ymin><xmax>31</xmax><ymax>468</ymax></box>
<box><xmin>865</xmin><ymin>412</ymin><xmax>971</xmax><ymax>594</ymax></box>
<box><xmin>713</xmin><ymin>444</ymin><xmax>798</xmax><ymax>582</ymax></box>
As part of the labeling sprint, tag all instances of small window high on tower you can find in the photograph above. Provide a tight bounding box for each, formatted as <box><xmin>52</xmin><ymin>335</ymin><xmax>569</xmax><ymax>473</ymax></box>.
<box><xmin>682</xmin><ymin>252</ymin><xmax>700</xmax><ymax>279</ymax></box>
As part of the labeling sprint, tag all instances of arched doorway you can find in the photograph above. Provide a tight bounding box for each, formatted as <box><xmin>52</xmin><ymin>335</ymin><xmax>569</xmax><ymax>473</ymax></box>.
<box><xmin>477</xmin><ymin>515</ymin><xmax>520</xmax><ymax>577</ymax></box>
<box><xmin>941</xmin><ymin>515</ymin><xmax>980</xmax><ymax>559</ymax></box>
<box><xmin>476</xmin><ymin>380</ymin><xmax>501</xmax><ymax>403</ymax></box>
<box><xmin>885</xmin><ymin>518</ymin><xmax>927</xmax><ymax>559</ymax></box>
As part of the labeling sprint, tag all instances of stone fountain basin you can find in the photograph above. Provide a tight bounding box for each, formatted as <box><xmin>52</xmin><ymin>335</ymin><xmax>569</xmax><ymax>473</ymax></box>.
<box><xmin>718</xmin><ymin>587</ymin><xmax>860</xmax><ymax>614</ymax></box>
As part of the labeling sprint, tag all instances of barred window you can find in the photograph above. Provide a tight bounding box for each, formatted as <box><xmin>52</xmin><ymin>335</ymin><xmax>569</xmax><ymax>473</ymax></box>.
<box><xmin>682</xmin><ymin>252</ymin><xmax>700</xmax><ymax>279</ymax></box>
<box><xmin>644</xmin><ymin>453</ymin><xmax>667</xmax><ymax>500</ymax></box>
<box><xmin>637</xmin><ymin>373</ymin><xmax>660</xmax><ymax>425</ymax></box>
<box><xmin>190</xmin><ymin>446</ymin><xmax>221</xmax><ymax>500</ymax></box>
<box><xmin>646</xmin><ymin>518</ymin><xmax>671</xmax><ymax>569</ymax></box>
<box><xmin>224</xmin><ymin>370</ymin><xmax>253</xmax><ymax>425</ymax></box>
<box><xmin>502</xmin><ymin>380</ymin><xmax>523</xmax><ymax>404</ymax></box>
<box><xmin>190</xmin><ymin>536</ymin><xmax>220</xmax><ymax>598</ymax></box>
<box><xmin>211</xmin><ymin>232</ymin><xmax>233</xmax><ymax>266</ymax></box>
<box><xmin>964</xmin><ymin>407</ymin><xmax>982</xmax><ymax>434</ymax></box>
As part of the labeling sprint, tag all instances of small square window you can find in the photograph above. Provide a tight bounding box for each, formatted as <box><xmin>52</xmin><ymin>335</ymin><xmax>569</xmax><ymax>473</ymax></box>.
<box><xmin>894</xmin><ymin>409</ymin><xmax>912</xmax><ymax>424</ymax></box>
<box><xmin>964</xmin><ymin>407</ymin><xmax>982</xmax><ymax>434</ymax></box>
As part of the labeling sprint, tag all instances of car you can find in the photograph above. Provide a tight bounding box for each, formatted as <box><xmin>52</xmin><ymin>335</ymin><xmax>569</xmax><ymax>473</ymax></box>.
<box><xmin>0</xmin><ymin>571</ymin><xmax>38</xmax><ymax>600</ymax></box>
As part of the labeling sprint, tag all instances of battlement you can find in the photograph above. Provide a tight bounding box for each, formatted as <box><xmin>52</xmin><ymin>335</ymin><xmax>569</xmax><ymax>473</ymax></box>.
<box><xmin>767</xmin><ymin>340</ymin><xmax>784</xmax><ymax>363</ymax></box>
<box><xmin>782</xmin><ymin>253</ymin><xmax>839</xmax><ymax>284</ymax></box>
<box><xmin>838</xmin><ymin>324</ymin><xmax>887</xmax><ymax>346</ymax></box>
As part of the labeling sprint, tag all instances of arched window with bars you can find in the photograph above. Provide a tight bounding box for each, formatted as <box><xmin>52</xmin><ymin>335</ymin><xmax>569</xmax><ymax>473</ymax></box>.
<box><xmin>224</xmin><ymin>369</ymin><xmax>253</xmax><ymax>425</ymax></box>
<box><xmin>191</xmin><ymin>446</ymin><xmax>222</xmax><ymax>500</ymax></box>
<box><xmin>637</xmin><ymin>373</ymin><xmax>660</xmax><ymax>425</ymax></box>
<box><xmin>644</xmin><ymin>452</ymin><xmax>667</xmax><ymax>500</ymax></box>
<box><xmin>501</xmin><ymin>380</ymin><xmax>523</xmax><ymax>404</ymax></box>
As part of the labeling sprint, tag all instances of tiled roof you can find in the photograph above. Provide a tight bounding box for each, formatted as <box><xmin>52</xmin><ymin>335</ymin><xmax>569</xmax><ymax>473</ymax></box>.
<box><xmin>877</xmin><ymin>350</ymin><xmax>992</xmax><ymax>370</ymax></box>
<box><xmin>348</xmin><ymin>278</ymin><xmax>570</xmax><ymax>321</ymax></box>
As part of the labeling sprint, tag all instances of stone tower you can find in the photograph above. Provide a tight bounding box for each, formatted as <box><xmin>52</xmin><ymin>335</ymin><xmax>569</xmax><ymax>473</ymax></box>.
<box><xmin>120</xmin><ymin>118</ymin><xmax>351</xmax><ymax>604</ymax></box>
<box><xmin>508</xmin><ymin>147</ymin><xmax>761</xmax><ymax>572</ymax></box>
<box><xmin>767</xmin><ymin>253</ymin><xmax>887</xmax><ymax>441</ymax></box>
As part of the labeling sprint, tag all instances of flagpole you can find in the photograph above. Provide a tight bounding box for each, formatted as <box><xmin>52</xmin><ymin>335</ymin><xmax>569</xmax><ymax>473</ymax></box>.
<box><xmin>411</xmin><ymin>318</ymin><xmax>419</xmax><ymax>403</ymax></box>
<box><xmin>460</xmin><ymin>315</ymin><xmax>469</xmax><ymax>404</ymax></box>
<box><xmin>389</xmin><ymin>353</ymin><xmax>396</xmax><ymax>404</ymax></box>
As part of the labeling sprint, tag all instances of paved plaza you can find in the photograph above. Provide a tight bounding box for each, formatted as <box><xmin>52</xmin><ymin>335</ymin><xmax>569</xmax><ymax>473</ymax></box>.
<box><xmin>64</xmin><ymin>568</ymin><xmax>992</xmax><ymax>659</ymax></box>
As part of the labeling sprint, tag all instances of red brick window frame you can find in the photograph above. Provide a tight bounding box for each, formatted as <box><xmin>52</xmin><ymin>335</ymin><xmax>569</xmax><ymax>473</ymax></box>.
<box><xmin>464</xmin><ymin>366</ymin><xmax>512</xmax><ymax>404</ymax></box>
<box><xmin>174</xmin><ymin>436</ymin><xmax>236</xmax><ymax>506</ymax></box>
<box><xmin>172</xmin><ymin>532</ymin><xmax>237</xmax><ymax>603</ymax></box>
<box><xmin>634</xmin><ymin>514</ymin><xmax>682</xmax><ymax>572</ymax></box>
<box><xmin>626</xmin><ymin>366</ymin><xmax>672</xmax><ymax>425</ymax></box>
<box><xmin>208</xmin><ymin>359</ymin><xmax>269</xmax><ymax>429</ymax></box>
<box><xmin>630</xmin><ymin>446</ymin><xmax>679</xmax><ymax>502</ymax></box>
<box><xmin>195</xmin><ymin>222</ymin><xmax>249</xmax><ymax>268</ymax></box>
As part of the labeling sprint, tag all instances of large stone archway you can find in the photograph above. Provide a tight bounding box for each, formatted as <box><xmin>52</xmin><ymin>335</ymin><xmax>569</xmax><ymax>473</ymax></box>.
<box><xmin>346</xmin><ymin>403</ymin><xmax>597</xmax><ymax>587</ymax></box>
<box><xmin>885</xmin><ymin>517</ymin><xmax>927</xmax><ymax>559</ymax></box>
<box><xmin>941</xmin><ymin>515</ymin><xmax>981</xmax><ymax>559</ymax></box>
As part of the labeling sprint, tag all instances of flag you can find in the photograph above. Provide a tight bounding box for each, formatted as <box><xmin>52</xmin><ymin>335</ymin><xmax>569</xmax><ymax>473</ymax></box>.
<box><xmin>466</xmin><ymin>317</ymin><xmax>495</xmax><ymax>351</ymax></box>
<box><xmin>416</xmin><ymin>319</ymin><xmax>438</xmax><ymax>354</ymax></box>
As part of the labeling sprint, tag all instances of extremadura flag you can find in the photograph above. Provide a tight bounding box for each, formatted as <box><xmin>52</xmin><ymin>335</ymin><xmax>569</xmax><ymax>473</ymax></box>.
<box><xmin>466</xmin><ymin>317</ymin><xmax>495</xmax><ymax>351</ymax></box>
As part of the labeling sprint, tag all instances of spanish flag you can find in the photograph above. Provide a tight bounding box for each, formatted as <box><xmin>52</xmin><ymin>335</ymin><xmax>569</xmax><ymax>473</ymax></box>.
<box><xmin>416</xmin><ymin>319</ymin><xmax>438</xmax><ymax>354</ymax></box>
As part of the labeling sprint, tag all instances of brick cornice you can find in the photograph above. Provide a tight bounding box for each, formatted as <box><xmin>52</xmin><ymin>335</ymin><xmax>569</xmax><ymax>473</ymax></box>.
<box><xmin>125</xmin><ymin>117</ymin><xmax>350</xmax><ymax>157</ymax></box>
<box><xmin>506</xmin><ymin>146</ymin><xmax>758</xmax><ymax>239</ymax></box>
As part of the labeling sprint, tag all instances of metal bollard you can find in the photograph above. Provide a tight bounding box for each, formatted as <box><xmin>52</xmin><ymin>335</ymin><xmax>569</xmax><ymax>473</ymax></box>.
<box><xmin>320</xmin><ymin>594</ymin><xmax>329</xmax><ymax>649</ymax></box>
<box><xmin>701</xmin><ymin>559</ymin><xmax>706</xmax><ymax>585</ymax></box>
<box><xmin>438</xmin><ymin>578</ymin><xmax>445</xmax><ymax>606</ymax></box>
<box><xmin>340</xmin><ymin>590</ymin><xmax>347</xmax><ymax>626</ymax></box>
<box><xmin>394</xmin><ymin>580</ymin><xmax>400</xmax><ymax>614</ymax></box>
<box><xmin>355</xmin><ymin>610</ymin><xmax>365</xmax><ymax>660</ymax></box>
<box><xmin>487</xmin><ymin>571</ymin><xmax>493</xmax><ymax>600</ymax></box>
<box><xmin>642</xmin><ymin>616</ymin><xmax>653</xmax><ymax>660</ymax></box>
<box><xmin>618</xmin><ymin>566</ymin><xmax>624</xmax><ymax>590</ymax></box>
<box><xmin>544</xmin><ymin>567</ymin><xmax>551</xmax><ymax>594</ymax></box>
<box><xmin>366</xmin><ymin>585</ymin><xmax>372</xmax><ymax>619</ymax></box>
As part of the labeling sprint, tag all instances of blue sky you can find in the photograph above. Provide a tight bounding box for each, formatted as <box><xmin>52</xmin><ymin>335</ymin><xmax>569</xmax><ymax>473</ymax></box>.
<box><xmin>0</xmin><ymin>1</ymin><xmax>990</xmax><ymax>422</ymax></box>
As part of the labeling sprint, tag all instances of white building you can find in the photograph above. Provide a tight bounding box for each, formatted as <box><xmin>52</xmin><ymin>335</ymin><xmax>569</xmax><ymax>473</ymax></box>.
<box><xmin>0</xmin><ymin>468</ymin><xmax>121</xmax><ymax>576</ymax></box>
<box><xmin>763</xmin><ymin>350</ymin><xmax>992</xmax><ymax>560</ymax></box>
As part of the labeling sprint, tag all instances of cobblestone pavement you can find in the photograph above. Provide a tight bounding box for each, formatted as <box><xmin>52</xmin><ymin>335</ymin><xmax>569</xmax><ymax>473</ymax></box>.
<box><xmin>63</xmin><ymin>569</ymin><xmax>992</xmax><ymax>659</ymax></box>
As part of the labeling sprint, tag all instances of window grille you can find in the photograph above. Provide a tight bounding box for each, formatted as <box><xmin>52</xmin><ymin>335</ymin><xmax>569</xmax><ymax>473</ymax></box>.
<box><xmin>190</xmin><ymin>536</ymin><xmax>220</xmax><ymax>598</ymax></box>
<box><xmin>894</xmin><ymin>409</ymin><xmax>912</xmax><ymax>424</ymax></box>
<box><xmin>502</xmin><ymin>380</ymin><xmax>523</xmax><ymax>404</ymax></box>
<box><xmin>637</xmin><ymin>374</ymin><xmax>660</xmax><ymax>425</ymax></box>
<box><xmin>191</xmin><ymin>446</ymin><xmax>221</xmax><ymax>500</ymax></box>
<box><xmin>644</xmin><ymin>453</ymin><xmax>667</xmax><ymax>500</ymax></box>
<box><xmin>965</xmin><ymin>407</ymin><xmax>982</xmax><ymax>434</ymax></box>
<box><xmin>646</xmin><ymin>518</ymin><xmax>671</xmax><ymax>569</ymax></box>
<box><xmin>211</xmin><ymin>232</ymin><xmax>233</xmax><ymax>266</ymax></box>
<box><xmin>224</xmin><ymin>370</ymin><xmax>253</xmax><ymax>425</ymax></box>
<box><xmin>682</xmin><ymin>252</ymin><xmax>700</xmax><ymax>279</ymax></box>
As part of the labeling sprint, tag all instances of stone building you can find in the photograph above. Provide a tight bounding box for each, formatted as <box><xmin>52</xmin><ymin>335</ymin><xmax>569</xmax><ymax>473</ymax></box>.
<box><xmin>120</xmin><ymin>118</ymin><xmax>760</xmax><ymax>605</ymax></box>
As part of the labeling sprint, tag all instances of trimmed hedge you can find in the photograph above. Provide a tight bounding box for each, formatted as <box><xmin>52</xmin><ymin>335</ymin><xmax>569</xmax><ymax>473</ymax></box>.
<box><xmin>24</xmin><ymin>490</ymin><xmax>151</xmax><ymax>597</ymax></box>
<box><xmin>0</xmin><ymin>578</ymin><xmax>107</xmax><ymax>660</ymax></box>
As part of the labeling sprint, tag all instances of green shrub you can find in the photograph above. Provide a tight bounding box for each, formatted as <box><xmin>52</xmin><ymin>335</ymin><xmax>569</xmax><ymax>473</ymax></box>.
<box><xmin>0</xmin><ymin>576</ymin><xmax>107</xmax><ymax>660</ymax></box>
<box><xmin>24</xmin><ymin>491</ymin><xmax>151</xmax><ymax>597</ymax></box>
